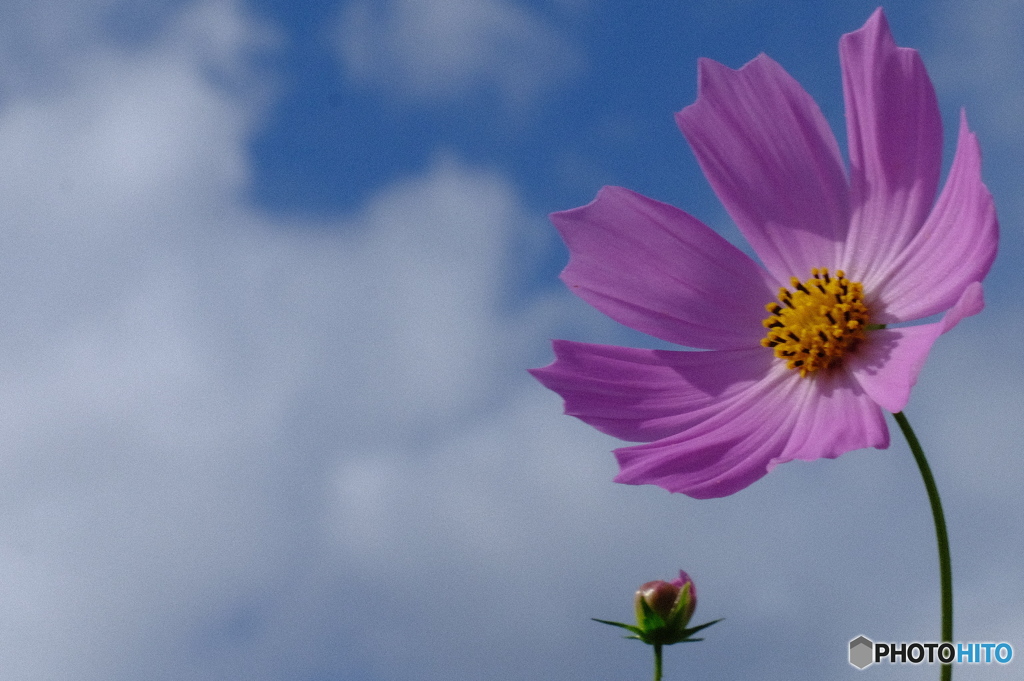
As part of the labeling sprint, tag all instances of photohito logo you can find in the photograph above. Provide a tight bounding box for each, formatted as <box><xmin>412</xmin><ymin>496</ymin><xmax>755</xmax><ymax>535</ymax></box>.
<box><xmin>849</xmin><ymin>636</ymin><xmax>1013</xmax><ymax>669</ymax></box>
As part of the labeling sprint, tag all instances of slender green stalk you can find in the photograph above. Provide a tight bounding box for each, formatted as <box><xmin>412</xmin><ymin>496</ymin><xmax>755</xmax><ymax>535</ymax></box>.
<box><xmin>653</xmin><ymin>643</ymin><xmax>663</xmax><ymax>681</ymax></box>
<box><xmin>893</xmin><ymin>411</ymin><xmax>952</xmax><ymax>681</ymax></box>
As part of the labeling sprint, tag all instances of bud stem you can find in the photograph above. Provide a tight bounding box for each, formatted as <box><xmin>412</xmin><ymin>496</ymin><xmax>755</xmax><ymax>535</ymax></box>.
<box><xmin>653</xmin><ymin>643</ymin><xmax>663</xmax><ymax>681</ymax></box>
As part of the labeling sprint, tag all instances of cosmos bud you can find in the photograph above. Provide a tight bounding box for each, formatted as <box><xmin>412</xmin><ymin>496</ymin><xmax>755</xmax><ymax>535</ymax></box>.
<box><xmin>594</xmin><ymin>569</ymin><xmax>718</xmax><ymax>647</ymax></box>
<box><xmin>634</xmin><ymin>571</ymin><xmax>696</xmax><ymax>635</ymax></box>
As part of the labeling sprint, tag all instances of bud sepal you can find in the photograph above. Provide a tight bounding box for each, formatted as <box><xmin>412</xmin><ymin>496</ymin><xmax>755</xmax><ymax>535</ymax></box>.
<box><xmin>593</xmin><ymin>571</ymin><xmax>720</xmax><ymax>646</ymax></box>
<box><xmin>591</xmin><ymin>611</ymin><xmax>721</xmax><ymax>646</ymax></box>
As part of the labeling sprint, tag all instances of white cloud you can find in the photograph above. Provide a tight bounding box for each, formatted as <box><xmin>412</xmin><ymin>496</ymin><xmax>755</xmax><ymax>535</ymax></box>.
<box><xmin>0</xmin><ymin>0</ymin><xmax>120</xmax><ymax>93</ymax></box>
<box><xmin>336</xmin><ymin>0</ymin><xmax>582</xmax><ymax>104</ymax></box>
<box><xmin>0</xmin><ymin>1</ymin><xmax>581</xmax><ymax>676</ymax></box>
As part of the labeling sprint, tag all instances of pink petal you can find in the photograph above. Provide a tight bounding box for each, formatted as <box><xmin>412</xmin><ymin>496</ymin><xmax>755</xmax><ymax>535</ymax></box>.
<box><xmin>849</xmin><ymin>282</ymin><xmax>984</xmax><ymax>413</ymax></box>
<box><xmin>528</xmin><ymin>340</ymin><xmax>771</xmax><ymax>442</ymax></box>
<box><xmin>552</xmin><ymin>187</ymin><xmax>776</xmax><ymax>350</ymax></box>
<box><xmin>767</xmin><ymin>368</ymin><xmax>889</xmax><ymax>468</ymax></box>
<box><xmin>867</xmin><ymin>113</ymin><xmax>998</xmax><ymax>323</ymax></box>
<box><xmin>675</xmin><ymin>55</ymin><xmax>849</xmax><ymax>285</ymax></box>
<box><xmin>838</xmin><ymin>9</ymin><xmax>944</xmax><ymax>286</ymax></box>
<box><xmin>614</xmin><ymin>366</ymin><xmax>888</xmax><ymax>499</ymax></box>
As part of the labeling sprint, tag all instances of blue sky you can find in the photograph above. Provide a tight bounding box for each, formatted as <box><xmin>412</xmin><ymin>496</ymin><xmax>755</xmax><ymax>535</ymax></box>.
<box><xmin>0</xmin><ymin>1</ymin><xmax>1019</xmax><ymax>679</ymax></box>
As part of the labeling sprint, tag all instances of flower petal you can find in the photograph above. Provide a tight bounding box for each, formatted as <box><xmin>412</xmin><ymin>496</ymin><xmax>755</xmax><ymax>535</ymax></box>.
<box><xmin>849</xmin><ymin>282</ymin><xmax>984</xmax><ymax>413</ymax></box>
<box><xmin>767</xmin><ymin>369</ymin><xmax>889</xmax><ymax>468</ymax></box>
<box><xmin>552</xmin><ymin>186</ymin><xmax>776</xmax><ymax>349</ymax></box>
<box><xmin>675</xmin><ymin>55</ymin><xmax>849</xmax><ymax>284</ymax></box>
<box><xmin>613</xmin><ymin>366</ymin><xmax>887</xmax><ymax>499</ymax></box>
<box><xmin>867</xmin><ymin>113</ymin><xmax>998</xmax><ymax>323</ymax></box>
<box><xmin>528</xmin><ymin>340</ymin><xmax>771</xmax><ymax>442</ymax></box>
<box><xmin>838</xmin><ymin>8</ymin><xmax>944</xmax><ymax>286</ymax></box>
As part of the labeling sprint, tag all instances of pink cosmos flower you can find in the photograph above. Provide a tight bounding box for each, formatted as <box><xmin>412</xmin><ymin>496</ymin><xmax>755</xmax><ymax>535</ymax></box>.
<box><xmin>530</xmin><ymin>9</ymin><xmax>997</xmax><ymax>499</ymax></box>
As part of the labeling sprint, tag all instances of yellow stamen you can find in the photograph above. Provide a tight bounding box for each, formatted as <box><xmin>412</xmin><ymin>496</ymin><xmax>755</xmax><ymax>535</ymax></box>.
<box><xmin>760</xmin><ymin>268</ymin><xmax>871</xmax><ymax>377</ymax></box>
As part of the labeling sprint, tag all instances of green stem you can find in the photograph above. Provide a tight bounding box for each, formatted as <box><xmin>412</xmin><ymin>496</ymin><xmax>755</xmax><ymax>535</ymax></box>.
<box><xmin>893</xmin><ymin>411</ymin><xmax>952</xmax><ymax>681</ymax></box>
<box><xmin>653</xmin><ymin>643</ymin><xmax>663</xmax><ymax>681</ymax></box>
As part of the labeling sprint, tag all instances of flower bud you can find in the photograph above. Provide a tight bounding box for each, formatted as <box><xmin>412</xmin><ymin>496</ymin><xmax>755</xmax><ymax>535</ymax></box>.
<box><xmin>593</xmin><ymin>568</ymin><xmax>716</xmax><ymax>647</ymax></box>
<box><xmin>634</xmin><ymin>571</ymin><xmax>696</xmax><ymax>633</ymax></box>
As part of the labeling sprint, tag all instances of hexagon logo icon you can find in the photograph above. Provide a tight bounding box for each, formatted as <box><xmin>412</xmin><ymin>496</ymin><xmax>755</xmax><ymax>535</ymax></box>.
<box><xmin>849</xmin><ymin>636</ymin><xmax>874</xmax><ymax>669</ymax></box>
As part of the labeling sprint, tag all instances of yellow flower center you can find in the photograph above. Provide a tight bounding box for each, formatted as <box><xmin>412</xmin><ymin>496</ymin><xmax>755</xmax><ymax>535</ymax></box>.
<box><xmin>760</xmin><ymin>268</ymin><xmax>870</xmax><ymax>377</ymax></box>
